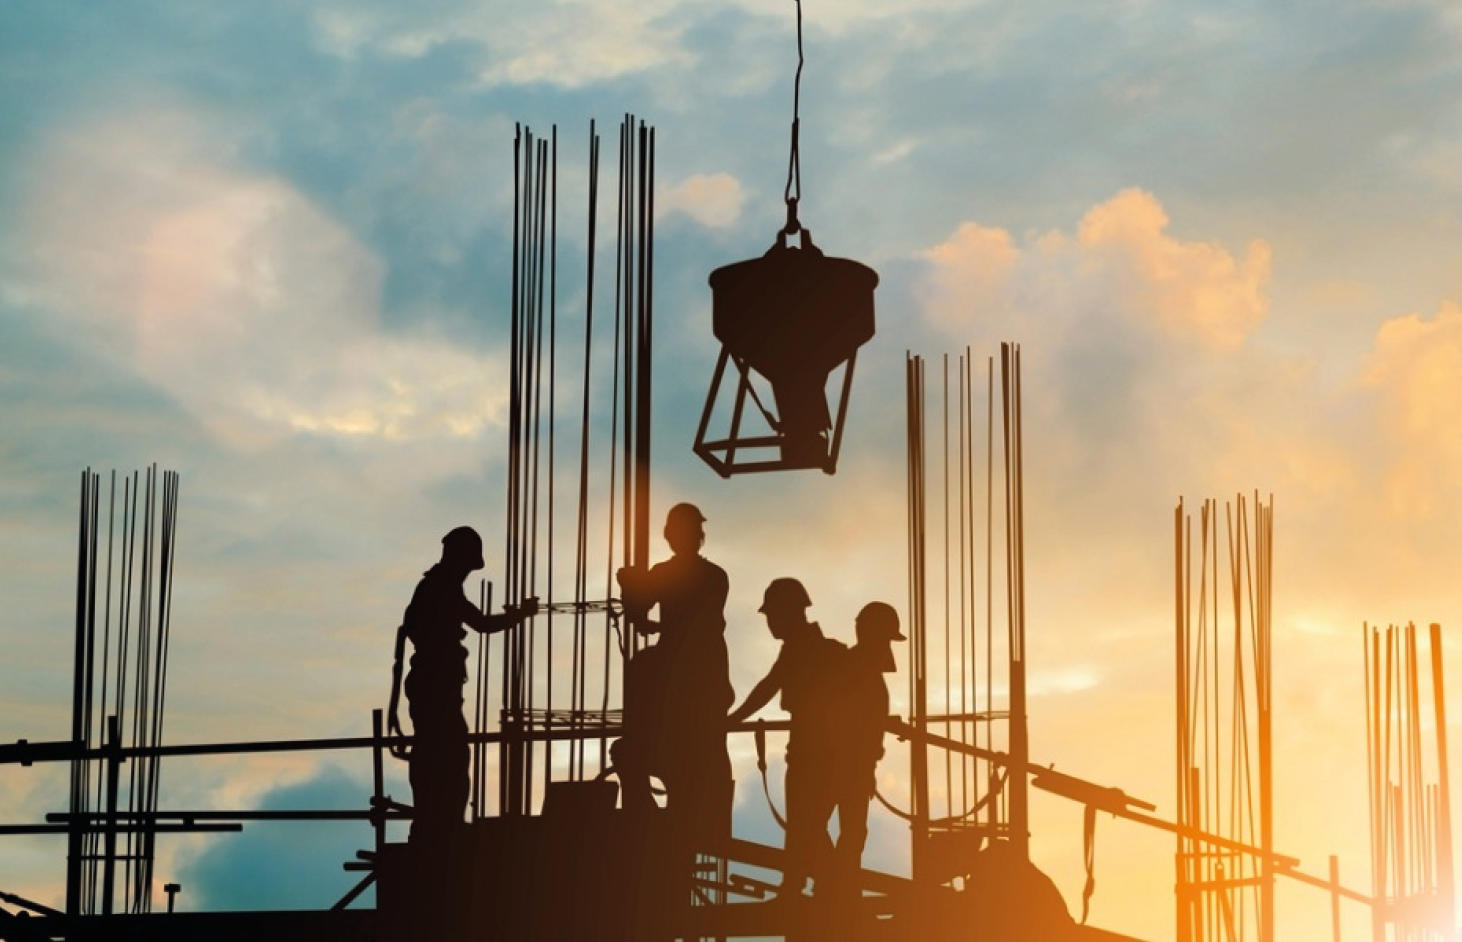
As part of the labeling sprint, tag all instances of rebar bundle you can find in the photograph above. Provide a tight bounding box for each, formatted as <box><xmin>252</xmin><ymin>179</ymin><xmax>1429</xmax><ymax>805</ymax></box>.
<box><xmin>1364</xmin><ymin>622</ymin><xmax>1455</xmax><ymax>941</ymax></box>
<box><xmin>467</xmin><ymin>116</ymin><xmax>656</xmax><ymax>822</ymax></box>
<box><xmin>66</xmin><ymin>466</ymin><xmax>181</xmax><ymax>915</ymax></box>
<box><xmin>1174</xmin><ymin>494</ymin><xmax>1274</xmax><ymax>942</ymax></box>
<box><xmin>903</xmin><ymin>343</ymin><xmax>1027</xmax><ymax>883</ymax></box>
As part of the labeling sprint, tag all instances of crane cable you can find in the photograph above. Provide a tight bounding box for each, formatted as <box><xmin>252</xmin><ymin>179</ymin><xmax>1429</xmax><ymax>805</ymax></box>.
<box><xmin>783</xmin><ymin>0</ymin><xmax>804</xmax><ymax>235</ymax></box>
<box><xmin>743</xmin><ymin>0</ymin><xmax>813</xmax><ymax>437</ymax></box>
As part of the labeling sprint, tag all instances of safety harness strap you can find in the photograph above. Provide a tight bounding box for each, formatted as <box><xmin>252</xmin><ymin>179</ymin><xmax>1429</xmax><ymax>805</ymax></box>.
<box><xmin>754</xmin><ymin>724</ymin><xmax>788</xmax><ymax>830</ymax></box>
<box><xmin>386</xmin><ymin>624</ymin><xmax>410</xmax><ymax>760</ymax></box>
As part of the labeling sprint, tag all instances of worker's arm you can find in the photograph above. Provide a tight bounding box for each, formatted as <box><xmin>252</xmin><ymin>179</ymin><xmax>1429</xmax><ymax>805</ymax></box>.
<box><xmin>462</xmin><ymin>596</ymin><xmax>538</xmax><ymax>634</ymax></box>
<box><xmin>616</xmin><ymin>565</ymin><xmax>661</xmax><ymax>635</ymax></box>
<box><xmin>728</xmin><ymin>664</ymin><xmax>782</xmax><ymax>724</ymax></box>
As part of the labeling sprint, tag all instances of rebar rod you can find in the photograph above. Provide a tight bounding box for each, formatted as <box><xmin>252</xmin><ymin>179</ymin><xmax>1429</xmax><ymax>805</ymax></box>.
<box><xmin>904</xmin><ymin>354</ymin><xmax>930</xmax><ymax>869</ymax></box>
<box><xmin>1429</xmin><ymin>623</ymin><xmax>1455</xmax><ymax>933</ymax></box>
<box><xmin>67</xmin><ymin>471</ymin><xmax>90</xmax><ymax>915</ymax></box>
<box><xmin>941</xmin><ymin>354</ymin><xmax>952</xmax><ymax>818</ymax></box>
<box><xmin>572</xmin><ymin>122</ymin><xmax>600</xmax><ymax>780</ymax></box>
<box><xmin>1001</xmin><ymin>343</ymin><xmax>1029</xmax><ymax>857</ymax></box>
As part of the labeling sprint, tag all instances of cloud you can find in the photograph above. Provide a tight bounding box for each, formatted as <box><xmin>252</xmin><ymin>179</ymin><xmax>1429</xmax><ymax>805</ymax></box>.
<box><xmin>921</xmin><ymin>188</ymin><xmax>1271</xmax><ymax>351</ymax></box>
<box><xmin>306</xmin><ymin>0</ymin><xmax>989</xmax><ymax>88</ymax></box>
<box><xmin>913</xmin><ymin>188</ymin><xmax>1295</xmax><ymax>574</ymax></box>
<box><xmin>658</xmin><ymin>173</ymin><xmax>745</xmax><ymax>229</ymax></box>
<box><xmin>177</xmin><ymin>764</ymin><xmax>376</xmax><ymax>911</ymax></box>
<box><xmin>913</xmin><ymin>191</ymin><xmax>1462</xmax><ymax>759</ymax></box>
<box><xmin>1074</xmin><ymin>190</ymin><xmax>1270</xmax><ymax>350</ymax></box>
<box><xmin>9</xmin><ymin>106</ymin><xmax>510</xmax><ymax>454</ymax></box>
<box><xmin>1362</xmin><ymin>300</ymin><xmax>1462</xmax><ymax>518</ymax></box>
<box><xmin>921</xmin><ymin>221</ymin><xmax>1019</xmax><ymax>326</ymax></box>
<box><xmin>310</xmin><ymin>2</ymin><xmax>695</xmax><ymax>89</ymax></box>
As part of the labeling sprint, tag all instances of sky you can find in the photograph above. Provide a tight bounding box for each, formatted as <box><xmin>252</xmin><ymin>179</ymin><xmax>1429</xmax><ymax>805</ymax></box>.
<box><xmin>3</xmin><ymin>1</ymin><xmax>1462</xmax><ymax>939</ymax></box>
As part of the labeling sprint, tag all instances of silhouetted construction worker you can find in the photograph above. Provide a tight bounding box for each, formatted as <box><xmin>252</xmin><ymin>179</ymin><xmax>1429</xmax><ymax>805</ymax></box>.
<box><xmin>729</xmin><ymin>577</ymin><xmax>848</xmax><ymax>898</ymax></box>
<box><xmin>614</xmin><ymin>503</ymin><xmax>735</xmax><ymax>840</ymax></box>
<box><xmin>388</xmin><ymin>525</ymin><xmax>535</xmax><ymax>845</ymax></box>
<box><xmin>825</xmin><ymin>600</ymin><xmax>904</xmax><ymax>902</ymax></box>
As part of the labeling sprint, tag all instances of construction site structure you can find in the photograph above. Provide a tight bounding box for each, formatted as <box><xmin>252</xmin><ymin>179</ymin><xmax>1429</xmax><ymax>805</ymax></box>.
<box><xmin>1365</xmin><ymin>622</ymin><xmax>1456</xmax><ymax>941</ymax></box>
<box><xmin>3</xmin><ymin>116</ymin><xmax>1457</xmax><ymax>942</ymax></box>
<box><xmin>0</xmin><ymin>336</ymin><xmax>1158</xmax><ymax>942</ymax></box>
<box><xmin>1173</xmin><ymin>500</ymin><xmax>1460</xmax><ymax>942</ymax></box>
<box><xmin>1175</xmin><ymin>495</ymin><xmax>1280</xmax><ymax>942</ymax></box>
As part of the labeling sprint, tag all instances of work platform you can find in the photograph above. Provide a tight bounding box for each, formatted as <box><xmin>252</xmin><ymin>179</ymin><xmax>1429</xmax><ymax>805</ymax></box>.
<box><xmin>368</xmin><ymin>809</ymin><xmax>1121</xmax><ymax>942</ymax></box>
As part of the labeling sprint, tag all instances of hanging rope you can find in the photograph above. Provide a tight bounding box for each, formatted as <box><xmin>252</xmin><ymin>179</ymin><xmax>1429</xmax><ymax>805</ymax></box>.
<box><xmin>873</xmin><ymin>767</ymin><xmax>1009</xmax><ymax>826</ymax></box>
<box><xmin>1081</xmin><ymin>804</ymin><xmax>1097</xmax><ymax>924</ymax></box>
<box><xmin>752</xmin><ymin>725</ymin><xmax>1009</xmax><ymax>833</ymax></box>
<box><xmin>783</xmin><ymin>0</ymin><xmax>804</xmax><ymax>234</ymax></box>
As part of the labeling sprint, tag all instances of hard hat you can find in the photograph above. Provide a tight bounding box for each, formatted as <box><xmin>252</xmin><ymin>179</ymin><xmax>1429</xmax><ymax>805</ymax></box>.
<box><xmin>665</xmin><ymin>502</ymin><xmax>706</xmax><ymax>528</ymax></box>
<box><xmin>759</xmin><ymin>577</ymin><xmax>812</xmax><ymax>613</ymax></box>
<box><xmin>855</xmin><ymin>601</ymin><xmax>905</xmax><ymax>642</ymax></box>
<box><xmin>441</xmin><ymin>525</ymin><xmax>485</xmax><ymax>571</ymax></box>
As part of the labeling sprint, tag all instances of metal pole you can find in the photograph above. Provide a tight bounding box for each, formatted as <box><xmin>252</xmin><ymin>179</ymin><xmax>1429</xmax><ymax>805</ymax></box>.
<box><xmin>1429</xmin><ymin>622</ymin><xmax>1455</xmax><ymax>936</ymax></box>
<box><xmin>1002</xmin><ymin>343</ymin><xmax>1029</xmax><ymax>859</ymax></box>
<box><xmin>372</xmin><ymin>709</ymin><xmax>386</xmax><ymax>856</ymax></box>
<box><xmin>1366</xmin><ymin>626</ymin><xmax>1386</xmax><ymax>942</ymax></box>
<box><xmin>1258</xmin><ymin>499</ymin><xmax>1274</xmax><ymax>942</ymax></box>
<box><xmin>1176</xmin><ymin>501</ymin><xmax>1191</xmax><ymax>942</ymax></box>
<box><xmin>632</xmin><ymin>121</ymin><xmax>653</xmax><ymax>574</ymax></box>
<box><xmin>905</xmin><ymin>355</ymin><xmax>930</xmax><ymax>878</ymax></box>
<box><xmin>67</xmin><ymin>470</ymin><xmax>90</xmax><ymax>915</ymax></box>
<box><xmin>102</xmin><ymin>715</ymin><xmax>122</xmax><ymax>917</ymax></box>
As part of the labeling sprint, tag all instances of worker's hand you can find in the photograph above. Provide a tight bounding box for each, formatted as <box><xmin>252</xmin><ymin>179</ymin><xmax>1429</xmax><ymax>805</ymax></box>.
<box><xmin>387</xmin><ymin>711</ymin><xmax>410</xmax><ymax>760</ymax></box>
<box><xmin>516</xmin><ymin>597</ymin><xmax>539</xmax><ymax>620</ymax></box>
<box><xmin>616</xmin><ymin>566</ymin><xmax>643</xmax><ymax>590</ymax></box>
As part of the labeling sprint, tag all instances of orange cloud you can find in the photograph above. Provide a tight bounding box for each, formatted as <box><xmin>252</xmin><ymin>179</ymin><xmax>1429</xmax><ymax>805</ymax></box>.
<box><xmin>922</xmin><ymin>221</ymin><xmax>1019</xmax><ymax>323</ymax></box>
<box><xmin>1362</xmin><ymin>300</ymin><xmax>1462</xmax><ymax>517</ymax></box>
<box><xmin>1076</xmin><ymin>189</ymin><xmax>1271</xmax><ymax>349</ymax></box>
<box><xmin>921</xmin><ymin>188</ymin><xmax>1271</xmax><ymax>351</ymax></box>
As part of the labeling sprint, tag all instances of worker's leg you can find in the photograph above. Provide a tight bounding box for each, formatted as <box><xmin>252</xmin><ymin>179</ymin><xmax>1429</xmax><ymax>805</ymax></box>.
<box><xmin>782</xmin><ymin>760</ymin><xmax>836</xmax><ymax>896</ymax></box>
<box><xmin>827</xmin><ymin>774</ymin><xmax>873</xmax><ymax>905</ymax></box>
<box><xmin>666</xmin><ymin>734</ymin><xmax>732</xmax><ymax>846</ymax></box>
<box><xmin>408</xmin><ymin>699</ymin><xmax>469</xmax><ymax>842</ymax></box>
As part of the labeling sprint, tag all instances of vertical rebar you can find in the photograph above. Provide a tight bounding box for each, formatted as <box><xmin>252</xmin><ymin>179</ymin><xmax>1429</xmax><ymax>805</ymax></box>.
<box><xmin>1429</xmin><ymin>623</ymin><xmax>1455</xmax><ymax>935</ymax></box>
<box><xmin>1176</xmin><ymin>500</ymin><xmax>1190</xmax><ymax>942</ymax></box>
<box><xmin>1176</xmin><ymin>495</ymin><xmax>1274</xmax><ymax>942</ymax></box>
<box><xmin>67</xmin><ymin>470</ymin><xmax>90</xmax><ymax>916</ymax></box>
<box><xmin>1001</xmin><ymin>342</ymin><xmax>1029</xmax><ymax>858</ymax></box>
<box><xmin>904</xmin><ymin>354</ymin><xmax>929</xmax><ymax>876</ymax></box>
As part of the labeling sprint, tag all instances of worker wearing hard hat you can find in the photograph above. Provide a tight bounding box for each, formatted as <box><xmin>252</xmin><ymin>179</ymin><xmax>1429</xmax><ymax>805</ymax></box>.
<box><xmin>730</xmin><ymin>577</ymin><xmax>850</xmax><ymax>899</ymax></box>
<box><xmin>388</xmin><ymin>525</ymin><xmax>536</xmax><ymax>845</ymax></box>
<box><xmin>826</xmin><ymin>601</ymin><xmax>905</xmax><ymax>901</ymax></box>
<box><xmin>615</xmin><ymin>503</ymin><xmax>735</xmax><ymax>840</ymax></box>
